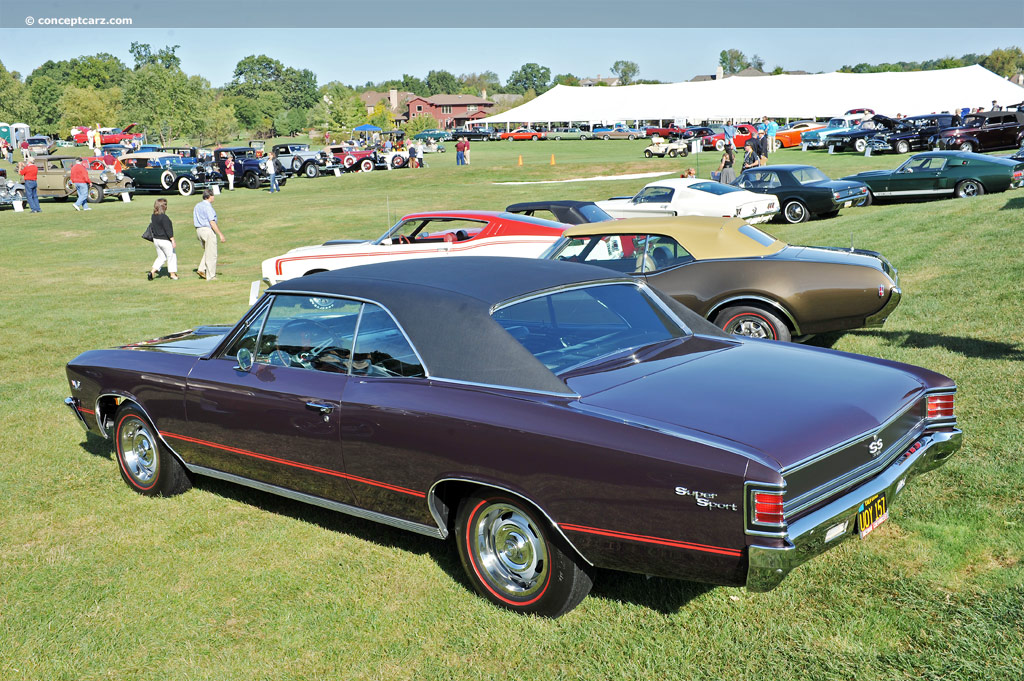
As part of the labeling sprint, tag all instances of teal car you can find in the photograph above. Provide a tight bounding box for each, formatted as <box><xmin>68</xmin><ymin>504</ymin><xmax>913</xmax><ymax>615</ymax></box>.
<box><xmin>121</xmin><ymin>152</ymin><xmax>224</xmax><ymax>196</ymax></box>
<box><xmin>841</xmin><ymin>151</ymin><xmax>1024</xmax><ymax>203</ymax></box>
<box><xmin>413</xmin><ymin>129</ymin><xmax>452</xmax><ymax>141</ymax></box>
<box><xmin>801</xmin><ymin>115</ymin><xmax>866</xmax><ymax>149</ymax></box>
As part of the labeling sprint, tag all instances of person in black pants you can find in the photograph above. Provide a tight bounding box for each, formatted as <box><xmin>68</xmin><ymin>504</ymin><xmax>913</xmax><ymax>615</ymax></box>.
<box><xmin>148</xmin><ymin>198</ymin><xmax>178</xmax><ymax>280</ymax></box>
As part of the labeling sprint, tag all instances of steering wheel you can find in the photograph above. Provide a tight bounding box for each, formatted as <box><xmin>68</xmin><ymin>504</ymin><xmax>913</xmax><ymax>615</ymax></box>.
<box><xmin>274</xmin><ymin>319</ymin><xmax>334</xmax><ymax>369</ymax></box>
<box><xmin>393</xmin><ymin>235</ymin><xmax>410</xmax><ymax>244</ymax></box>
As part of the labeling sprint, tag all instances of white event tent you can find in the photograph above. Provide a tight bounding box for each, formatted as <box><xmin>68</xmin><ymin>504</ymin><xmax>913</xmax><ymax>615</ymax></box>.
<box><xmin>478</xmin><ymin>65</ymin><xmax>1024</xmax><ymax>128</ymax></box>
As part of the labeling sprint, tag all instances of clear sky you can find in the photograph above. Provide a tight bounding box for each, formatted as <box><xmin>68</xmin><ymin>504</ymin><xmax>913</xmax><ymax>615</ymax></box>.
<box><xmin>1</xmin><ymin>28</ymin><xmax>1021</xmax><ymax>88</ymax></box>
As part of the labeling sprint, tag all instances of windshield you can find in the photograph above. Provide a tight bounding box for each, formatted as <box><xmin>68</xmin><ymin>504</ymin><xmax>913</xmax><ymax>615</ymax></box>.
<box><xmin>962</xmin><ymin>116</ymin><xmax>984</xmax><ymax>128</ymax></box>
<box><xmin>492</xmin><ymin>283</ymin><xmax>686</xmax><ymax>375</ymax></box>
<box><xmin>689</xmin><ymin>181</ymin><xmax>743</xmax><ymax>195</ymax></box>
<box><xmin>827</xmin><ymin>119</ymin><xmax>845</xmax><ymax>127</ymax></box>
<box><xmin>791</xmin><ymin>167</ymin><xmax>831</xmax><ymax>184</ymax></box>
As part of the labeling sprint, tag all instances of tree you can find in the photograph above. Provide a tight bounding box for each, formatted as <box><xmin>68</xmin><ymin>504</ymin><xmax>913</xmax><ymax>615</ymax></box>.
<box><xmin>229</xmin><ymin>55</ymin><xmax>285</xmax><ymax>99</ymax></box>
<box><xmin>459</xmin><ymin>71</ymin><xmax>501</xmax><ymax>94</ymax></box>
<box><xmin>0</xmin><ymin>60</ymin><xmax>32</xmax><ymax>123</ymax></box>
<box><xmin>120</xmin><ymin>65</ymin><xmax>204</xmax><ymax>144</ymax></box>
<box><xmin>58</xmin><ymin>86</ymin><xmax>122</xmax><ymax>132</ymax></box>
<box><xmin>982</xmin><ymin>46</ymin><xmax>1024</xmax><ymax>78</ymax></box>
<box><xmin>129</xmin><ymin>43</ymin><xmax>181</xmax><ymax>70</ymax></box>
<box><xmin>719</xmin><ymin>49</ymin><xmax>750</xmax><ymax>75</ymax></box>
<box><xmin>367</xmin><ymin>101</ymin><xmax>393</xmax><ymax>130</ymax></box>
<box><xmin>28</xmin><ymin>75</ymin><xmax>64</xmax><ymax>131</ymax></box>
<box><xmin>610</xmin><ymin>60</ymin><xmax>639</xmax><ymax>85</ymax></box>
<box><xmin>273</xmin><ymin>108</ymin><xmax>307</xmax><ymax>137</ymax></box>
<box><xmin>425</xmin><ymin>69</ymin><xmax>459</xmax><ymax>95</ymax></box>
<box><xmin>405</xmin><ymin>113</ymin><xmax>441</xmax><ymax>136</ymax></box>
<box><xmin>28</xmin><ymin>53</ymin><xmax>128</xmax><ymax>89</ymax></box>
<box><xmin>196</xmin><ymin>100</ymin><xmax>238</xmax><ymax>146</ymax></box>
<box><xmin>281</xmin><ymin>67</ymin><xmax>319</xmax><ymax>110</ymax></box>
<box><xmin>552</xmin><ymin>73</ymin><xmax>580</xmax><ymax>87</ymax></box>
<box><xmin>749</xmin><ymin>54</ymin><xmax>765</xmax><ymax>72</ymax></box>
<box><xmin>506</xmin><ymin>63</ymin><xmax>550</xmax><ymax>95</ymax></box>
<box><xmin>319</xmin><ymin>81</ymin><xmax>366</xmax><ymax>131</ymax></box>
<box><xmin>400</xmin><ymin>74</ymin><xmax>429</xmax><ymax>97</ymax></box>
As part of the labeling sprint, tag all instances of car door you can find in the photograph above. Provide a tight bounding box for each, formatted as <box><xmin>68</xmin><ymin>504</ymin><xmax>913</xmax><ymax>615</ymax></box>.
<box><xmin>179</xmin><ymin>294</ymin><xmax>360</xmax><ymax>505</ymax></box>
<box><xmin>887</xmin><ymin>156</ymin><xmax>948</xmax><ymax>195</ymax></box>
<box><xmin>332</xmin><ymin>303</ymin><xmax>434</xmax><ymax>525</ymax></box>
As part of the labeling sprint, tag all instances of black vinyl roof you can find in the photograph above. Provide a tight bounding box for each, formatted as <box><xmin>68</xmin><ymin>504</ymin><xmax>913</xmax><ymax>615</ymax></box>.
<box><xmin>267</xmin><ymin>257</ymin><xmax>721</xmax><ymax>394</ymax></box>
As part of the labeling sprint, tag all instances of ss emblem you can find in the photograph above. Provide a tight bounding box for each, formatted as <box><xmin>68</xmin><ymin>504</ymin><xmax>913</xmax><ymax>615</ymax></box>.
<box><xmin>868</xmin><ymin>436</ymin><xmax>884</xmax><ymax>457</ymax></box>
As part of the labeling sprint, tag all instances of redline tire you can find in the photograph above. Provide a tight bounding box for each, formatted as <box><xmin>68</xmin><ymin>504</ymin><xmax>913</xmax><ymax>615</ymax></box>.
<box><xmin>114</xmin><ymin>405</ymin><xmax>191</xmax><ymax>497</ymax></box>
<box><xmin>715</xmin><ymin>305</ymin><xmax>792</xmax><ymax>342</ymax></box>
<box><xmin>455</xmin><ymin>490</ymin><xmax>593</xmax><ymax>617</ymax></box>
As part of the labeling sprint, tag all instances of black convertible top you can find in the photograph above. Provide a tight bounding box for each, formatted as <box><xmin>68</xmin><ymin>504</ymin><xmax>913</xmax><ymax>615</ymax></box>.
<box><xmin>267</xmin><ymin>257</ymin><xmax>723</xmax><ymax>394</ymax></box>
<box><xmin>505</xmin><ymin>200</ymin><xmax>612</xmax><ymax>224</ymax></box>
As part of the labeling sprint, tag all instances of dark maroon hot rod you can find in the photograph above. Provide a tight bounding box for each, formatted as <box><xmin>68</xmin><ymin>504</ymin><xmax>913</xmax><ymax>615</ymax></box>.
<box><xmin>64</xmin><ymin>257</ymin><xmax>961</xmax><ymax>617</ymax></box>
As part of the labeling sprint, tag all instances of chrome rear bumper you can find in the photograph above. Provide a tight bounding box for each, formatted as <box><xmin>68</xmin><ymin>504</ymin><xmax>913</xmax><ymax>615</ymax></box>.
<box><xmin>865</xmin><ymin>286</ymin><xmax>902</xmax><ymax>327</ymax></box>
<box><xmin>746</xmin><ymin>428</ymin><xmax>961</xmax><ymax>592</ymax></box>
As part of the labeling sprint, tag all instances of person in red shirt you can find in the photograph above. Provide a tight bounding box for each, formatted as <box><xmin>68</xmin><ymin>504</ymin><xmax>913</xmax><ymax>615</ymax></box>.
<box><xmin>70</xmin><ymin>158</ymin><xmax>92</xmax><ymax>211</ymax></box>
<box><xmin>18</xmin><ymin>161</ymin><xmax>41</xmax><ymax>213</ymax></box>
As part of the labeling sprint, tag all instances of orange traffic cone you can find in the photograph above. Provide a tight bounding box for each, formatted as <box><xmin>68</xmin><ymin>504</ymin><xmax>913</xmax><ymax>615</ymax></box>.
<box><xmin>550</xmin><ymin>154</ymin><xmax>556</xmax><ymax>166</ymax></box>
<box><xmin>517</xmin><ymin>155</ymin><xmax>523</xmax><ymax>166</ymax></box>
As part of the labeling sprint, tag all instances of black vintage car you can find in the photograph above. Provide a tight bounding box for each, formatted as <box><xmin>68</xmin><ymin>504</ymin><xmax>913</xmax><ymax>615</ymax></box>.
<box><xmin>733</xmin><ymin>165</ymin><xmax>870</xmax><ymax>223</ymax></box>
<box><xmin>931</xmin><ymin>110</ymin><xmax>1024</xmax><ymax>153</ymax></box>
<box><xmin>867</xmin><ymin>114</ymin><xmax>957</xmax><ymax>155</ymax></box>
<box><xmin>828</xmin><ymin>116</ymin><xmax>896</xmax><ymax>153</ymax></box>
<box><xmin>212</xmin><ymin>147</ymin><xmax>284</xmax><ymax>189</ymax></box>
<box><xmin>505</xmin><ymin>200</ymin><xmax>614</xmax><ymax>224</ymax></box>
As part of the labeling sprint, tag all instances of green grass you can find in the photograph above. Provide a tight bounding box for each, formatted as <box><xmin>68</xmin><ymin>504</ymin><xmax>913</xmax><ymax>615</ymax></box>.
<box><xmin>1</xmin><ymin>140</ymin><xmax>1022</xmax><ymax>680</ymax></box>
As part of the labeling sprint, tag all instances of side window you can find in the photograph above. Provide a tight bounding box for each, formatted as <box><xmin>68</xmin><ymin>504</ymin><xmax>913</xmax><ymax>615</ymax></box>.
<box><xmin>232</xmin><ymin>295</ymin><xmax>362</xmax><ymax>373</ymax></box>
<box><xmin>633</xmin><ymin>186</ymin><xmax>674</xmax><ymax>204</ymax></box>
<box><xmin>763</xmin><ymin>172</ymin><xmax>782</xmax><ymax>189</ymax></box>
<box><xmin>641</xmin><ymin>235</ymin><xmax>693</xmax><ymax>272</ymax></box>
<box><xmin>350</xmin><ymin>304</ymin><xmax>425</xmax><ymax>378</ymax></box>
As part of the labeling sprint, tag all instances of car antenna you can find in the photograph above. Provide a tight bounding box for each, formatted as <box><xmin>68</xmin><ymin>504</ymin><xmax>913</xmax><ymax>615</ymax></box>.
<box><xmin>386</xmin><ymin>195</ymin><xmax>390</xmax><ymax>226</ymax></box>
<box><xmin>850</xmin><ymin>232</ymin><xmax>854</xmax><ymax>252</ymax></box>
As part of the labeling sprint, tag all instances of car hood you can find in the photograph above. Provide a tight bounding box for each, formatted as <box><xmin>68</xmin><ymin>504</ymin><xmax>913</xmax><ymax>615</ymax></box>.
<box><xmin>565</xmin><ymin>336</ymin><xmax>926</xmax><ymax>468</ymax></box>
<box><xmin>121</xmin><ymin>326</ymin><xmax>232</xmax><ymax>356</ymax></box>
<box><xmin>288</xmin><ymin>239</ymin><xmax>372</xmax><ymax>253</ymax></box>
<box><xmin>843</xmin><ymin>169</ymin><xmax>894</xmax><ymax>181</ymax></box>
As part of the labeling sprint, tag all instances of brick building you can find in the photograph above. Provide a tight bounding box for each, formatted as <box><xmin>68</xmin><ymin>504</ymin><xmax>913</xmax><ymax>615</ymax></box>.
<box><xmin>406</xmin><ymin>94</ymin><xmax>495</xmax><ymax>129</ymax></box>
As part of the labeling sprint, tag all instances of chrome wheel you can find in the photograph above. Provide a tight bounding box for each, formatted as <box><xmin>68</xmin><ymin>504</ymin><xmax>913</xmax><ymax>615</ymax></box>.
<box><xmin>733</xmin><ymin>317</ymin><xmax>773</xmax><ymax>338</ymax></box>
<box><xmin>119</xmin><ymin>416</ymin><xmax>158</xmax><ymax>486</ymax></box>
<box><xmin>470</xmin><ymin>501</ymin><xmax>548</xmax><ymax>599</ymax></box>
<box><xmin>783</xmin><ymin>200</ymin><xmax>808</xmax><ymax>223</ymax></box>
<box><xmin>958</xmin><ymin>141</ymin><xmax>974</xmax><ymax>152</ymax></box>
<box><xmin>955</xmin><ymin>179</ymin><xmax>983</xmax><ymax>198</ymax></box>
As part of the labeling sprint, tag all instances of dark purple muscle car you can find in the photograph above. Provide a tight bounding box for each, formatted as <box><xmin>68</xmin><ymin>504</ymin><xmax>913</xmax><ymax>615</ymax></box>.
<box><xmin>64</xmin><ymin>257</ymin><xmax>962</xmax><ymax>617</ymax></box>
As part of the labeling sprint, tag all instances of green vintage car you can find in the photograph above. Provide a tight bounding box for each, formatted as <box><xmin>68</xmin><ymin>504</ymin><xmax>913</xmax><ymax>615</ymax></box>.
<box><xmin>121</xmin><ymin>152</ymin><xmax>224</xmax><ymax>196</ymax></box>
<box><xmin>842</xmin><ymin>151</ymin><xmax>1024</xmax><ymax>203</ymax></box>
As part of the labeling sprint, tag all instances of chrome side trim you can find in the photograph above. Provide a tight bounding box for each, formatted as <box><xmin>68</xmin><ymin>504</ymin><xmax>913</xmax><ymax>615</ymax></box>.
<box><xmin>187</xmin><ymin>464</ymin><xmax>445</xmax><ymax>539</ymax></box>
<box><xmin>747</xmin><ymin>429</ymin><xmax>962</xmax><ymax>592</ymax></box>
<box><xmin>705</xmin><ymin>294</ymin><xmax>801</xmax><ymax>336</ymax></box>
<box><xmin>428</xmin><ymin>376</ymin><xmax>580</xmax><ymax>400</ymax></box>
<box><xmin>426</xmin><ymin>477</ymin><xmax>594</xmax><ymax>565</ymax></box>
<box><xmin>64</xmin><ymin>397</ymin><xmax>90</xmax><ymax>431</ymax></box>
<box><xmin>865</xmin><ymin>286</ymin><xmax>902</xmax><ymax>327</ymax></box>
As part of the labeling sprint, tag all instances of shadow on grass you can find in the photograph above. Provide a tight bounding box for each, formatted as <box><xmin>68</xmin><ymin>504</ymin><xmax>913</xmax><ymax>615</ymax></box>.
<box><xmin>1001</xmin><ymin>196</ymin><xmax>1024</xmax><ymax>211</ymax></box>
<box><xmin>78</xmin><ymin>431</ymin><xmax>113</xmax><ymax>459</ymax></box>
<box><xmin>590</xmin><ymin>570</ymin><xmax>715</xmax><ymax>614</ymax></box>
<box><xmin>853</xmin><ymin>329</ymin><xmax>1024</xmax><ymax>360</ymax></box>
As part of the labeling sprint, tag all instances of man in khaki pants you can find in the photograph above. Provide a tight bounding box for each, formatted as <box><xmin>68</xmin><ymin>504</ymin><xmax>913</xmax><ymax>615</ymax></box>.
<box><xmin>193</xmin><ymin>189</ymin><xmax>225</xmax><ymax>280</ymax></box>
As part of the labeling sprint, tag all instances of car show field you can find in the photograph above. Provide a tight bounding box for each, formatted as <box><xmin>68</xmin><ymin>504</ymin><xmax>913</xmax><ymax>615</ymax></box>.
<box><xmin>1</xmin><ymin>139</ymin><xmax>1022</xmax><ymax>678</ymax></box>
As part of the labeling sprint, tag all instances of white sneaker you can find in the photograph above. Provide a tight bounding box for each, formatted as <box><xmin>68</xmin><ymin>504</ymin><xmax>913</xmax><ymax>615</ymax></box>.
<box><xmin>74</xmin><ymin>204</ymin><xmax>81</xmax><ymax>211</ymax></box>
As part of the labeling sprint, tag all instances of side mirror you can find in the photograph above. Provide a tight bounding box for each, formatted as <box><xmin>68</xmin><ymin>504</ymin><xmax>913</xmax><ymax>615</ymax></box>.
<box><xmin>235</xmin><ymin>348</ymin><xmax>253</xmax><ymax>372</ymax></box>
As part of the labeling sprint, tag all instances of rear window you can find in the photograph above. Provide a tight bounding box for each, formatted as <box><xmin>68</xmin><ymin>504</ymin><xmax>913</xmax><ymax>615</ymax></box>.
<box><xmin>492</xmin><ymin>284</ymin><xmax>686</xmax><ymax>374</ymax></box>
<box><xmin>690</xmin><ymin>182</ymin><xmax>743</xmax><ymax>195</ymax></box>
<box><xmin>738</xmin><ymin>224</ymin><xmax>778</xmax><ymax>247</ymax></box>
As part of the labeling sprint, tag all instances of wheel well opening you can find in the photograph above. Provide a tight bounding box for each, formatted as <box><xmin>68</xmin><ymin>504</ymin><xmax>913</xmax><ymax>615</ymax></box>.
<box><xmin>303</xmin><ymin>268</ymin><xmax>328</xmax><ymax>277</ymax></box>
<box><xmin>96</xmin><ymin>395</ymin><xmax>120</xmax><ymax>436</ymax></box>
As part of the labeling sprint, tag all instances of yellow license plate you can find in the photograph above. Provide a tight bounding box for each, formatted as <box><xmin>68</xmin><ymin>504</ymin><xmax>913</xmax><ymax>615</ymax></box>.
<box><xmin>857</xmin><ymin>492</ymin><xmax>888</xmax><ymax>539</ymax></box>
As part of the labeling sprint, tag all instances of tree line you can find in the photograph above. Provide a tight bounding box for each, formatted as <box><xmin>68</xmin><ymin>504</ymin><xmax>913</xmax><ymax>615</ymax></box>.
<box><xmin>0</xmin><ymin>49</ymin><xmax>649</xmax><ymax>144</ymax></box>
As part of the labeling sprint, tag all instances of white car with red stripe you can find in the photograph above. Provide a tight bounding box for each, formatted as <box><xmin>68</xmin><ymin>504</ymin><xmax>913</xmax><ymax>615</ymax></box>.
<box><xmin>260</xmin><ymin>210</ymin><xmax>568</xmax><ymax>286</ymax></box>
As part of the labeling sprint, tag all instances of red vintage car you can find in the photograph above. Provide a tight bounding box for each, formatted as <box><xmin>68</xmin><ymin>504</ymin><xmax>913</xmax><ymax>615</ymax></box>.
<box><xmin>706</xmin><ymin>124</ymin><xmax>759</xmax><ymax>151</ymax></box>
<box><xmin>499</xmin><ymin>128</ymin><xmax>548</xmax><ymax>141</ymax></box>
<box><xmin>72</xmin><ymin>124</ymin><xmax>144</xmax><ymax>145</ymax></box>
<box><xmin>644</xmin><ymin>124</ymin><xmax>688</xmax><ymax>138</ymax></box>
<box><xmin>326</xmin><ymin>145</ymin><xmax>377</xmax><ymax>172</ymax></box>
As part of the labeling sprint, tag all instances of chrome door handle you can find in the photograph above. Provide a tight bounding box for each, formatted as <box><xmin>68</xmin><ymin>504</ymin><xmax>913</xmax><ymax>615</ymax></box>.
<box><xmin>306</xmin><ymin>401</ymin><xmax>334</xmax><ymax>414</ymax></box>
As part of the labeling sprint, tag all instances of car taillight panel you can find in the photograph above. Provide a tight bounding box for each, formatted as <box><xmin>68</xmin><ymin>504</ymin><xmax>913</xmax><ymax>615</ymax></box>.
<box><xmin>927</xmin><ymin>393</ymin><xmax>955</xmax><ymax>420</ymax></box>
<box><xmin>752</xmin><ymin>491</ymin><xmax>785</xmax><ymax>526</ymax></box>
